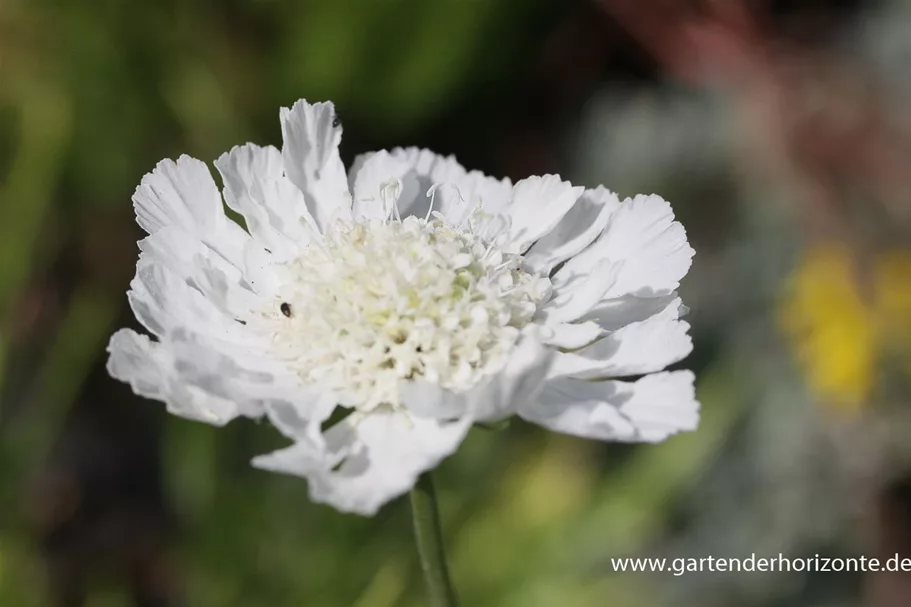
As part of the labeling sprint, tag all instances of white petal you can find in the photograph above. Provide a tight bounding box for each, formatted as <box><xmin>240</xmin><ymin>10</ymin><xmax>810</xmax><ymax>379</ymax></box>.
<box><xmin>107</xmin><ymin>329</ymin><xmax>272</xmax><ymax>425</ymax></box>
<box><xmin>264</xmin><ymin>393</ymin><xmax>339</xmax><ymax>440</ymax></box>
<box><xmin>252</xmin><ymin>410</ymin><xmax>471</xmax><ymax>516</ymax></box>
<box><xmin>138</xmin><ymin>226</ymin><xmax>264</xmax><ymax>319</ymax></box>
<box><xmin>215</xmin><ymin>143</ymin><xmax>316</xmax><ymax>260</ymax></box>
<box><xmin>539</xmin><ymin>259</ymin><xmax>623</xmax><ymax>323</ymax></box>
<box><xmin>280</xmin><ymin>100</ymin><xmax>352</xmax><ymax>230</ymax></box>
<box><xmin>521</xmin><ymin>371</ymin><xmax>699</xmax><ymax>443</ymax></box>
<box><xmin>350</xmin><ymin>150</ymin><xmax>420</xmax><ymax>221</ymax></box>
<box><xmin>107</xmin><ymin>329</ymin><xmax>170</xmax><ymax>402</ymax></box>
<box><xmin>241</xmin><ymin>238</ymin><xmax>281</xmax><ymax>298</ymax></box>
<box><xmin>377</xmin><ymin>147</ymin><xmax>512</xmax><ymax>225</ymax></box>
<box><xmin>138</xmin><ymin>225</ymin><xmax>207</xmax><ymax>275</ymax></box>
<box><xmin>497</xmin><ymin>175</ymin><xmax>583</xmax><ymax>253</ymax></box>
<box><xmin>541</xmin><ymin>321</ymin><xmax>604</xmax><ymax>350</ymax></box>
<box><xmin>580</xmin><ymin>293</ymin><xmax>680</xmax><ymax>331</ymax></box>
<box><xmin>473</xmin><ymin>328</ymin><xmax>554</xmax><ymax>422</ymax></box>
<box><xmin>127</xmin><ymin>258</ymin><xmax>276</xmax><ymax>357</ymax></box>
<box><xmin>555</xmin><ymin>193</ymin><xmax>694</xmax><ymax>299</ymax></box>
<box><xmin>129</xmin><ymin>260</ymin><xmax>232</xmax><ymax>340</ymax></box>
<box><xmin>524</xmin><ymin>186</ymin><xmax>619</xmax><ymax>274</ymax></box>
<box><xmin>132</xmin><ymin>155</ymin><xmax>222</xmax><ymax>235</ymax></box>
<box><xmin>548</xmin><ymin>299</ymin><xmax>692</xmax><ymax>379</ymax></box>
<box><xmin>346</xmin><ymin>151</ymin><xmax>371</xmax><ymax>195</ymax></box>
<box><xmin>398</xmin><ymin>327</ymin><xmax>553</xmax><ymax>422</ymax></box>
<box><xmin>132</xmin><ymin>155</ymin><xmax>250</xmax><ymax>267</ymax></box>
<box><xmin>397</xmin><ymin>381</ymin><xmax>470</xmax><ymax>419</ymax></box>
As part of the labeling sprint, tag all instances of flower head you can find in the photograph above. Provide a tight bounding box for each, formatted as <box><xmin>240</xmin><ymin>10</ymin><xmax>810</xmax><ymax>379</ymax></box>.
<box><xmin>108</xmin><ymin>99</ymin><xmax>699</xmax><ymax>516</ymax></box>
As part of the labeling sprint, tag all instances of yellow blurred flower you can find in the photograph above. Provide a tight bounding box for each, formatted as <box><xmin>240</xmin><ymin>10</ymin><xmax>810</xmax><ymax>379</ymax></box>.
<box><xmin>781</xmin><ymin>245</ymin><xmax>911</xmax><ymax>413</ymax></box>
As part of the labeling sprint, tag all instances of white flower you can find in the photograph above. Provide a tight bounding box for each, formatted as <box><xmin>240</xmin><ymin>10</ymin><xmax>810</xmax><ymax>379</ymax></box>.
<box><xmin>107</xmin><ymin>99</ymin><xmax>699</xmax><ymax>516</ymax></box>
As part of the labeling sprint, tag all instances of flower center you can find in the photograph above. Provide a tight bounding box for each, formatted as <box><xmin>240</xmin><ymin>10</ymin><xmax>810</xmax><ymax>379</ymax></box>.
<box><xmin>267</xmin><ymin>214</ymin><xmax>549</xmax><ymax>411</ymax></box>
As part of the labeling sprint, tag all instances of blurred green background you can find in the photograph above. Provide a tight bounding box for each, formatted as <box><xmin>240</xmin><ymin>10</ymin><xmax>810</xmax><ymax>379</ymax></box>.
<box><xmin>3</xmin><ymin>0</ymin><xmax>911</xmax><ymax>605</ymax></box>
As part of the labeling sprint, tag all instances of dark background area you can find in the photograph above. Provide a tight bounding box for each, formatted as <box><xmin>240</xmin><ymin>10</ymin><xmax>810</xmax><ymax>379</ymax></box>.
<box><xmin>3</xmin><ymin>0</ymin><xmax>911</xmax><ymax>605</ymax></box>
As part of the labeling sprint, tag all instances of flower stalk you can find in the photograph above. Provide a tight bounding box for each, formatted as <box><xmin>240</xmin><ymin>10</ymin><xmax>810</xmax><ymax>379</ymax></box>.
<box><xmin>409</xmin><ymin>472</ymin><xmax>459</xmax><ymax>607</ymax></box>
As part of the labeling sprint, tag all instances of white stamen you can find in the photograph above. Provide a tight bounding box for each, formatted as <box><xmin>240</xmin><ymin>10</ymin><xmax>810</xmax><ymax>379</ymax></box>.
<box><xmin>265</xmin><ymin>214</ymin><xmax>544</xmax><ymax>411</ymax></box>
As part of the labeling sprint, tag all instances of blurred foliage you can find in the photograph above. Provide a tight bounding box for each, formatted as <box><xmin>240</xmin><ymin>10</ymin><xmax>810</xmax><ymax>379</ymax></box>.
<box><xmin>3</xmin><ymin>0</ymin><xmax>911</xmax><ymax>606</ymax></box>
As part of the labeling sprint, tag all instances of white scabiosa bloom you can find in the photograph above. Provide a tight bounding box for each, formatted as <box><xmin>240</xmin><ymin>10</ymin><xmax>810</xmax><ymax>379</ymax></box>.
<box><xmin>108</xmin><ymin>99</ymin><xmax>699</xmax><ymax>516</ymax></box>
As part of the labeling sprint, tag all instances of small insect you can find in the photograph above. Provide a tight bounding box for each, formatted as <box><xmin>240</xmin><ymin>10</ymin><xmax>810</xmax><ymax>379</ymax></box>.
<box><xmin>280</xmin><ymin>302</ymin><xmax>293</xmax><ymax>318</ymax></box>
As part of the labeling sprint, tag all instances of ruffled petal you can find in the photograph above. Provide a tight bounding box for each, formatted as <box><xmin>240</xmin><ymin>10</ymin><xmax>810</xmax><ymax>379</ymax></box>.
<box><xmin>138</xmin><ymin>226</ymin><xmax>264</xmax><ymax>318</ymax></box>
<box><xmin>106</xmin><ymin>329</ymin><xmax>295</xmax><ymax>425</ymax></box>
<box><xmin>127</xmin><ymin>257</ymin><xmax>265</xmax><ymax>347</ymax></box>
<box><xmin>547</xmin><ymin>298</ymin><xmax>692</xmax><ymax>379</ymax></box>
<box><xmin>280</xmin><ymin>100</ymin><xmax>352</xmax><ymax>230</ymax></box>
<box><xmin>524</xmin><ymin>186</ymin><xmax>618</xmax><ymax>275</ymax></box>
<box><xmin>580</xmin><ymin>293</ymin><xmax>680</xmax><ymax>331</ymax></box>
<box><xmin>132</xmin><ymin>155</ymin><xmax>223</xmax><ymax>235</ymax></box>
<box><xmin>252</xmin><ymin>410</ymin><xmax>472</xmax><ymax>516</ymax></box>
<box><xmin>494</xmin><ymin>175</ymin><xmax>583</xmax><ymax>253</ymax></box>
<box><xmin>541</xmin><ymin>321</ymin><xmax>604</xmax><ymax>350</ymax></box>
<box><xmin>264</xmin><ymin>394</ymin><xmax>339</xmax><ymax>440</ymax></box>
<box><xmin>554</xmin><ymin>193</ymin><xmax>694</xmax><ymax>299</ymax></box>
<box><xmin>521</xmin><ymin>371</ymin><xmax>699</xmax><ymax>443</ymax></box>
<box><xmin>132</xmin><ymin>155</ymin><xmax>250</xmax><ymax>267</ymax></box>
<box><xmin>107</xmin><ymin>329</ymin><xmax>170</xmax><ymax>402</ymax></box>
<box><xmin>215</xmin><ymin>143</ymin><xmax>317</xmax><ymax>260</ymax></box>
<box><xmin>539</xmin><ymin>259</ymin><xmax>623</xmax><ymax>323</ymax></box>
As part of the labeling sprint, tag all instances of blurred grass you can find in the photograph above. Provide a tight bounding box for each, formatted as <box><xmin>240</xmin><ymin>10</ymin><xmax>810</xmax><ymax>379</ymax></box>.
<box><xmin>4</xmin><ymin>0</ymin><xmax>910</xmax><ymax>606</ymax></box>
<box><xmin>0</xmin><ymin>74</ymin><xmax>72</xmax><ymax>395</ymax></box>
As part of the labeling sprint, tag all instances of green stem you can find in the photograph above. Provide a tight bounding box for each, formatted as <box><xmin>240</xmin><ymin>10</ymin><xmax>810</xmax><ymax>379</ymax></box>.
<box><xmin>409</xmin><ymin>471</ymin><xmax>459</xmax><ymax>607</ymax></box>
